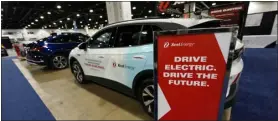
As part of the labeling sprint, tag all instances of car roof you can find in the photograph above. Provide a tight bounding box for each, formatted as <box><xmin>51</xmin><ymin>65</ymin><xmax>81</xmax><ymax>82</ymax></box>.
<box><xmin>103</xmin><ymin>18</ymin><xmax>221</xmax><ymax>29</ymax></box>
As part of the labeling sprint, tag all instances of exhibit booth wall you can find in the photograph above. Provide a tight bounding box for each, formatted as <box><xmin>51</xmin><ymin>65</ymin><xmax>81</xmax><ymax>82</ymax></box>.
<box><xmin>243</xmin><ymin>1</ymin><xmax>277</xmax><ymax>48</ymax></box>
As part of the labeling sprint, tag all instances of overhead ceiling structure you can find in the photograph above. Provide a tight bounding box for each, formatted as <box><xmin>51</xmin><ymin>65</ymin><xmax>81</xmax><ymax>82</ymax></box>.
<box><xmin>1</xmin><ymin>1</ymin><xmax>238</xmax><ymax>29</ymax></box>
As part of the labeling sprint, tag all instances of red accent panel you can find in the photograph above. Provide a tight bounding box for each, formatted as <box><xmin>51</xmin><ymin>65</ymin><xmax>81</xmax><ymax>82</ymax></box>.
<box><xmin>157</xmin><ymin>34</ymin><xmax>227</xmax><ymax>120</ymax></box>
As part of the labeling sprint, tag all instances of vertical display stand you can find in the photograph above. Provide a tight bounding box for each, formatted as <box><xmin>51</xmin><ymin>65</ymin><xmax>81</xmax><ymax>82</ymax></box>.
<box><xmin>153</xmin><ymin>27</ymin><xmax>238</xmax><ymax>120</ymax></box>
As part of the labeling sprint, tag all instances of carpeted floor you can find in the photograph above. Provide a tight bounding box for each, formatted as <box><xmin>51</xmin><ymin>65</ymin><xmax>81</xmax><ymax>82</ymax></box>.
<box><xmin>232</xmin><ymin>48</ymin><xmax>278</xmax><ymax>120</ymax></box>
<box><xmin>2</xmin><ymin>56</ymin><xmax>55</xmax><ymax>120</ymax></box>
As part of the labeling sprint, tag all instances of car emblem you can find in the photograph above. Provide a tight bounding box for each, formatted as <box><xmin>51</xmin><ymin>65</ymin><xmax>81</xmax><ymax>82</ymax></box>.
<box><xmin>113</xmin><ymin>62</ymin><xmax>116</xmax><ymax>67</ymax></box>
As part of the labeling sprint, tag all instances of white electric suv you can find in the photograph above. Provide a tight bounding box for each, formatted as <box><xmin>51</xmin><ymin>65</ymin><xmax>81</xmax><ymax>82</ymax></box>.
<box><xmin>69</xmin><ymin>18</ymin><xmax>244</xmax><ymax>117</ymax></box>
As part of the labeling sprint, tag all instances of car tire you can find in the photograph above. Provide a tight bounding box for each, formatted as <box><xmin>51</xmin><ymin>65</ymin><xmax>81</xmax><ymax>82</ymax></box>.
<box><xmin>71</xmin><ymin>60</ymin><xmax>87</xmax><ymax>84</ymax></box>
<box><xmin>50</xmin><ymin>54</ymin><xmax>68</xmax><ymax>69</ymax></box>
<box><xmin>137</xmin><ymin>78</ymin><xmax>154</xmax><ymax>118</ymax></box>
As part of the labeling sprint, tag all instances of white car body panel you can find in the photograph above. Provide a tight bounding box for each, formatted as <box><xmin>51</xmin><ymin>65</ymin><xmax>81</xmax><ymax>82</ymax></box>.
<box><xmin>69</xmin><ymin>18</ymin><xmax>244</xmax><ymax>97</ymax></box>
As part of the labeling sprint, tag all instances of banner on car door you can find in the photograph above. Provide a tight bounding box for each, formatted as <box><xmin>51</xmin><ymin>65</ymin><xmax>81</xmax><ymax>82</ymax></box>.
<box><xmin>154</xmin><ymin>27</ymin><xmax>237</xmax><ymax>120</ymax></box>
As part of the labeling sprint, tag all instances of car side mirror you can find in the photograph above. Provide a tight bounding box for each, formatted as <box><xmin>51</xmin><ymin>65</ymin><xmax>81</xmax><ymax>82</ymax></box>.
<box><xmin>79</xmin><ymin>42</ymin><xmax>87</xmax><ymax>50</ymax></box>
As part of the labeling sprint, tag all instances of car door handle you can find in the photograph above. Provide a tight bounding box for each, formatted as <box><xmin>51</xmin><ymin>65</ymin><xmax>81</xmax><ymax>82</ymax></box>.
<box><xmin>98</xmin><ymin>56</ymin><xmax>104</xmax><ymax>58</ymax></box>
<box><xmin>133</xmin><ymin>55</ymin><xmax>145</xmax><ymax>59</ymax></box>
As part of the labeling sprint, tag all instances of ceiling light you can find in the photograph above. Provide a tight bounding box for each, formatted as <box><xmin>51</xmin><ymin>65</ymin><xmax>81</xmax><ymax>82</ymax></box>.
<box><xmin>67</xmin><ymin>18</ymin><xmax>70</xmax><ymax>20</ymax></box>
<box><xmin>47</xmin><ymin>11</ymin><xmax>51</xmax><ymax>14</ymax></box>
<box><xmin>53</xmin><ymin>22</ymin><xmax>56</xmax><ymax>25</ymax></box>
<box><xmin>76</xmin><ymin>14</ymin><xmax>80</xmax><ymax>17</ymax></box>
<box><xmin>35</xmin><ymin>19</ymin><xmax>38</xmax><ymax>22</ymax></box>
<box><xmin>89</xmin><ymin>9</ymin><xmax>93</xmax><ymax>13</ymax></box>
<box><xmin>95</xmin><ymin>22</ymin><xmax>98</xmax><ymax>24</ymax></box>
<box><xmin>40</xmin><ymin>16</ymin><xmax>44</xmax><ymax>19</ymax></box>
<box><xmin>80</xmin><ymin>21</ymin><xmax>82</xmax><ymax>23</ymax></box>
<box><xmin>89</xmin><ymin>18</ymin><xmax>91</xmax><ymax>21</ymax></box>
<box><xmin>162</xmin><ymin>12</ymin><xmax>165</xmax><ymax>15</ymax></box>
<box><xmin>148</xmin><ymin>10</ymin><xmax>152</xmax><ymax>13</ymax></box>
<box><xmin>132</xmin><ymin>6</ymin><xmax>136</xmax><ymax>10</ymax></box>
<box><xmin>171</xmin><ymin>14</ymin><xmax>174</xmax><ymax>17</ymax></box>
<box><xmin>212</xmin><ymin>3</ymin><xmax>216</xmax><ymax>6</ymax></box>
<box><xmin>88</xmin><ymin>24</ymin><xmax>90</xmax><ymax>25</ymax></box>
<box><xmin>45</xmin><ymin>26</ymin><xmax>47</xmax><ymax>28</ymax></box>
<box><xmin>28</xmin><ymin>25</ymin><xmax>31</xmax><ymax>27</ymax></box>
<box><xmin>61</xmin><ymin>26</ymin><xmax>64</xmax><ymax>28</ymax></box>
<box><xmin>145</xmin><ymin>16</ymin><xmax>147</xmax><ymax>18</ymax></box>
<box><xmin>105</xmin><ymin>20</ymin><xmax>107</xmax><ymax>22</ymax></box>
<box><xmin>59</xmin><ymin>20</ymin><xmax>62</xmax><ymax>23</ymax></box>
<box><xmin>81</xmin><ymin>25</ymin><xmax>83</xmax><ymax>27</ymax></box>
<box><xmin>57</xmin><ymin>5</ymin><xmax>61</xmax><ymax>9</ymax></box>
<box><xmin>100</xmin><ymin>15</ymin><xmax>102</xmax><ymax>18</ymax></box>
<box><xmin>31</xmin><ymin>22</ymin><xmax>34</xmax><ymax>25</ymax></box>
<box><xmin>49</xmin><ymin>25</ymin><xmax>51</xmax><ymax>27</ymax></box>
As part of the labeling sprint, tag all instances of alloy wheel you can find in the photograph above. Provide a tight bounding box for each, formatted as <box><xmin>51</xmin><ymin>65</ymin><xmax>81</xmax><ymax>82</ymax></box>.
<box><xmin>72</xmin><ymin>63</ymin><xmax>83</xmax><ymax>82</ymax></box>
<box><xmin>142</xmin><ymin>85</ymin><xmax>154</xmax><ymax>114</ymax></box>
<box><xmin>53</xmin><ymin>56</ymin><xmax>67</xmax><ymax>69</ymax></box>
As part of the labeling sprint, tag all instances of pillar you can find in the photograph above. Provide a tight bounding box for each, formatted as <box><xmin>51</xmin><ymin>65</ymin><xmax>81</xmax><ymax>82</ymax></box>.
<box><xmin>106</xmin><ymin>2</ymin><xmax>132</xmax><ymax>24</ymax></box>
<box><xmin>184</xmin><ymin>2</ymin><xmax>197</xmax><ymax>18</ymax></box>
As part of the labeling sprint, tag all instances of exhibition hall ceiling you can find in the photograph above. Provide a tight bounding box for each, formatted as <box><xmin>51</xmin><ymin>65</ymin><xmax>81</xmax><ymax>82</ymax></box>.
<box><xmin>1</xmin><ymin>1</ymin><xmax>237</xmax><ymax>29</ymax></box>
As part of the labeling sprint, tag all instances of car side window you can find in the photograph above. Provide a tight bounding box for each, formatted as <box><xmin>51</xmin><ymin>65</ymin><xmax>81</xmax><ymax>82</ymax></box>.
<box><xmin>140</xmin><ymin>25</ymin><xmax>162</xmax><ymax>45</ymax></box>
<box><xmin>114</xmin><ymin>25</ymin><xmax>142</xmax><ymax>47</ymax></box>
<box><xmin>70</xmin><ymin>34</ymin><xmax>87</xmax><ymax>42</ymax></box>
<box><xmin>51</xmin><ymin>35</ymin><xmax>69</xmax><ymax>43</ymax></box>
<box><xmin>87</xmin><ymin>28</ymin><xmax>115</xmax><ymax>48</ymax></box>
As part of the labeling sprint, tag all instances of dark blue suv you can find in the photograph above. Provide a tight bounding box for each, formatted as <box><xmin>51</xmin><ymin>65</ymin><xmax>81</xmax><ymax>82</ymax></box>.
<box><xmin>26</xmin><ymin>33</ymin><xmax>88</xmax><ymax>69</ymax></box>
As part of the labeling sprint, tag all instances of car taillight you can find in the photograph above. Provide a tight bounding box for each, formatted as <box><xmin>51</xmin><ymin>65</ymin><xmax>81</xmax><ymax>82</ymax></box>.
<box><xmin>32</xmin><ymin>46</ymin><xmax>43</xmax><ymax>51</ymax></box>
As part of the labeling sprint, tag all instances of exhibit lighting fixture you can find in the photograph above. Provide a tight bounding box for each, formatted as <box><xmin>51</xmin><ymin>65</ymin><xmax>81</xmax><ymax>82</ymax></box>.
<box><xmin>76</xmin><ymin>14</ymin><xmax>80</xmax><ymax>17</ymax></box>
<box><xmin>96</xmin><ymin>22</ymin><xmax>98</xmax><ymax>24</ymax></box>
<box><xmin>132</xmin><ymin>6</ymin><xmax>136</xmax><ymax>10</ymax></box>
<box><xmin>105</xmin><ymin>20</ymin><xmax>107</xmax><ymax>22</ymax></box>
<box><xmin>67</xmin><ymin>18</ymin><xmax>70</xmax><ymax>20</ymax></box>
<box><xmin>145</xmin><ymin>16</ymin><xmax>147</xmax><ymax>18</ymax></box>
<box><xmin>60</xmin><ymin>20</ymin><xmax>62</xmax><ymax>23</ymax></box>
<box><xmin>89</xmin><ymin>9</ymin><xmax>93</xmax><ymax>13</ymax></box>
<box><xmin>80</xmin><ymin>21</ymin><xmax>82</xmax><ymax>23</ymax></box>
<box><xmin>88</xmin><ymin>24</ymin><xmax>90</xmax><ymax>25</ymax></box>
<box><xmin>47</xmin><ymin>12</ymin><xmax>51</xmax><ymax>14</ymax></box>
<box><xmin>35</xmin><ymin>19</ymin><xmax>38</xmax><ymax>22</ymax></box>
<box><xmin>28</xmin><ymin>25</ymin><xmax>31</xmax><ymax>27</ymax></box>
<box><xmin>162</xmin><ymin>12</ymin><xmax>165</xmax><ymax>15</ymax></box>
<box><xmin>171</xmin><ymin>14</ymin><xmax>174</xmax><ymax>17</ymax></box>
<box><xmin>53</xmin><ymin>22</ymin><xmax>56</xmax><ymax>25</ymax></box>
<box><xmin>49</xmin><ymin>25</ymin><xmax>51</xmax><ymax>27</ymax></box>
<box><xmin>148</xmin><ymin>10</ymin><xmax>152</xmax><ymax>13</ymax></box>
<box><xmin>1</xmin><ymin>8</ymin><xmax>3</xmax><ymax>11</ymax></box>
<box><xmin>57</xmin><ymin>5</ymin><xmax>61</xmax><ymax>9</ymax></box>
<box><xmin>31</xmin><ymin>22</ymin><xmax>34</xmax><ymax>25</ymax></box>
<box><xmin>45</xmin><ymin>26</ymin><xmax>47</xmax><ymax>28</ymax></box>
<box><xmin>100</xmin><ymin>15</ymin><xmax>103</xmax><ymax>18</ymax></box>
<box><xmin>212</xmin><ymin>3</ymin><xmax>216</xmax><ymax>6</ymax></box>
<box><xmin>40</xmin><ymin>16</ymin><xmax>44</xmax><ymax>19</ymax></box>
<box><xmin>89</xmin><ymin>18</ymin><xmax>92</xmax><ymax>21</ymax></box>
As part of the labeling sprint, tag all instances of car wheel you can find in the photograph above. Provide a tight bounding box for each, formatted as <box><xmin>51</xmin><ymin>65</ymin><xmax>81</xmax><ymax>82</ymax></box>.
<box><xmin>138</xmin><ymin>78</ymin><xmax>154</xmax><ymax>118</ymax></box>
<box><xmin>51</xmin><ymin>54</ymin><xmax>68</xmax><ymax>69</ymax></box>
<box><xmin>71</xmin><ymin>60</ymin><xmax>87</xmax><ymax>84</ymax></box>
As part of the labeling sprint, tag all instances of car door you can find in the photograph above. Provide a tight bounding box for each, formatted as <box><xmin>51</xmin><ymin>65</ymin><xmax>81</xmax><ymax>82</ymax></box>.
<box><xmin>81</xmin><ymin>28</ymin><xmax>116</xmax><ymax>78</ymax></box>
<box><xmin>104</xmin><ymin>25</ymin><xmax>149</xmax><ymax>88</ymax></box>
